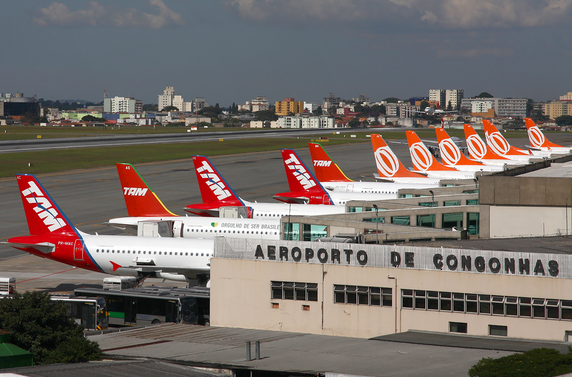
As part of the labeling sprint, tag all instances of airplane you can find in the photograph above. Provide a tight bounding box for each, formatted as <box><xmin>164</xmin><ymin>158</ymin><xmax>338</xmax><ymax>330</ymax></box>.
<box><xmin>370</xmin><ymin>134</ymin><xmax>441</xmax><ymax>185</ymax></box>
<box><xmin>482</xmin><ymin>120</ymin><xmax>549</xmax><ymax>161</ymax></box>
<box><xmin>405</xmin><ymin>131</ymin><xmax>476</xmax><ymax>180</ymax></box>
<box><xmin>185</xmin><ymin>155</ymin><xmax>346</xmax><ymax>218</ymax></box>
<box><xmin>4</xmin><ymin>174</ymin><xmax>213</xmax><ymax>285</ymax></box>
<box><xmin>308</xmin><ymin>142</ymin><xmax>438</xmax><ymax>192</ymax></box>
<box><xmin>434</xmin><ymin>127</ymin><xmax>504</xmax><ymax>173</ymax></box>
<box><xmin>463</xmin><ymin>124</ymin><xmax>526</xmax><ymax>167</ymax></box>
<box><xmin>525</xmin><ymin>118</ymin><xmax>572</xmax><ymax>154</ymax></box>
<box><xmin>274</xmin><ymin>148</ymin><xmax>408</xmax><ymax>205</ymax></box>
<box><xmin>413</xmin><ymin>106</ymin><xmax>456</xmax><ymax>116</ymax></box>
<box><xmin>108</xmin><ymin>163</ymin><xmax>281</xmax><ymax>240</ymax></box>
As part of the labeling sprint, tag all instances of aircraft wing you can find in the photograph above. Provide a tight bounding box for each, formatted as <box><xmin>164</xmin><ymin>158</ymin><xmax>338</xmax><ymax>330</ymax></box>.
<box><xmin>3</xmin><ymin>241</ymin><xmax>56</xmax><ymax>254</ymax></box>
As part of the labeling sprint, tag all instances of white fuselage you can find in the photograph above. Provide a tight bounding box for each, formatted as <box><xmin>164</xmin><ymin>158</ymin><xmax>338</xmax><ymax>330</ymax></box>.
<box><xmin>81</xmin><ymin>234</ymin><xmax>213</xmax><ymax>280</ymax></box>
<box><xmin>322</xmin><ymin>181</ymin><xmax>438</xmax><ymax>195</ymax></box>
<box><xmin>442</xmin><ymin>163</ymin><xmax>504</xmax><ymax>173</ymax></box>
<box><xmin>108</xmin><ymin>216</ymin><xmax>281</xmax><ymax>240</ymax></box>
<box><xmin>242</xmin><ymin>200</ymin><xmax>346</xmax><ymax>218</ymax></box>
<box><xmin>373</xmin><ymin>174</ymin><xmax>442</xmax><ymax>185</ymax></box>
<box><xmin>420</xmin><ymin>170</ymin><xmax>476</xmax><ymax>180</ymax></box>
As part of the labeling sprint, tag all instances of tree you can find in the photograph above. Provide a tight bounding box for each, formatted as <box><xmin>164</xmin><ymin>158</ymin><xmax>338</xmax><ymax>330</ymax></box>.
<box><xmin>0</xmin><ymin>291</ymin><xmax>101</xmax><ymax>365</ymax></box>
<box><xmin>254</xmin><ymin>109</ymin><xmax>278</xmax><ymax>121</ymax></box>
<box><xmin>348</xmin><ymin>118</ymin><xmax>361</xmax><ymax>128</ymax></box>
<box><xmin>384</xmin><ymin>97</ymin><xmax>400</xmax><ymax>103</ymax></box>
<box><xmin>312</xmin><ymin>106</ymin><xmax>323</xmax><ymax>116</ymax></box>
<box><xmin>419</xmin><ymin>100</ymin><xmax>430</xmax><ymax>111</ymax></box>
<box><xmin>162</xmin><ymin>106</ymin><xmax>179</xmax><ymax>112</ymax></box>
<box><xmin>474</xmin><ymin>92</ymin><xmax>494</xmax><ymax>98</ymax></box>
<box><xmin>555</xmin><ymin>115</ymin><xmax>572</xmax><ymax>126</ymax></box>
<box><xmin>469</xmin><ymin>347</ymin><xmax>572</xmax><ymax>377</ymax></box>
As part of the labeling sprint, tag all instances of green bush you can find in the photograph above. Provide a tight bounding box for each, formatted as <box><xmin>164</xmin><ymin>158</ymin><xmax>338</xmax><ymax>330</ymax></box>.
<box><xmin>0</xmin><ymin>291</ymin><xmax>101</xmax><ymax>365</ymax></box>
<box><xmin>469</xmin><ymin>347</ymin><xmax>572</xmax><ymax>377</ymax></box>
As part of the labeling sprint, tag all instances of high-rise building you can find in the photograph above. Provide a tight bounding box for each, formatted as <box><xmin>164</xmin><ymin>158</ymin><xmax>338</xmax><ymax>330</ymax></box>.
<box><xmin>275</xmin><ymin>98</ymin><xmax>304</xmax><ymax>116</ymax></box>
<box><xmin>158</xmin><ymin>86</ymin><xmax>175</xmax><ymax>111</ymax></box>
<box><xmin>103</xmin><ymin>96</ymin><xmax>142</xmax><ymax>113</ymax></box>
<box><xmin>429</xmin><ymin>89</ymin><xmax>464</xmax><ymax>110</ymax></box>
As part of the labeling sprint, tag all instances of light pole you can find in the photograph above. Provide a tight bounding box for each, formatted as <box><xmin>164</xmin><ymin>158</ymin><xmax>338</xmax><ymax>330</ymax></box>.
<box><xmin>373</xmin><ymin>204</ymin><xmax>379</xmax><ymax>244</ymax></box>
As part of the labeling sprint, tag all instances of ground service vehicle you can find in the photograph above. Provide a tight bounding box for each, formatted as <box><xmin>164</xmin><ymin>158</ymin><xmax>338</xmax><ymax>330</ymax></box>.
<box><xmin>74</xmin><ymin>286</ymin><xmax>210</xmax><ymax>326</ymax></box>
<box><xmin>50</xmin><ymin>294</ymin><xmax>109</xmax><ymax>331</ymax></box>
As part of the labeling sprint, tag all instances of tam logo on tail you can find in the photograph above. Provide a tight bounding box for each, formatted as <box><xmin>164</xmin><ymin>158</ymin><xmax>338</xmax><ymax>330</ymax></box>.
<box><xmin>284</xmin><ymin>153</ymin><xmax>317</xmax><ymax>190</ymax></box>
<box><xmin>374</xmin><ymin>146</ymin><xmax>400</xmax><ymax>177</ymax></box>
<box><xmin>21</xmin><ymin>180</ymin><xmax>65</xmax><ymax>232</ymax></box>
<box><xmin>409</xmin><ymin>142</ymin><xmax>434</xmax><ymax>171</ymax></box>
<box><xmin>123</xmin><ymin>187</ymin><xmax>148</xmax><ymax>196</ymax></box>
<box><xmin>196</xmin><ymin>160</ymin><xmax>232</xmax><ymax>200</ymax></box>
<box><xmin>313</xmin><ymin>160</ymin><xmax>332</xmax><ymax>167</ymax></box>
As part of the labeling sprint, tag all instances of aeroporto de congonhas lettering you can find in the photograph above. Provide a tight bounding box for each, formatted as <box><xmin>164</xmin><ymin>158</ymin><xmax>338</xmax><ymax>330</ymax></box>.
<box><xmin>253</xmin><ymin>245</ymin><xmax>559</xmax><ymax>277</ymax></box>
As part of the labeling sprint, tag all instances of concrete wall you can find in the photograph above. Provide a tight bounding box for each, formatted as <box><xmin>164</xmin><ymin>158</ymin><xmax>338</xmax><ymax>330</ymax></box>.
<box><xmin>211</xmin><ymin>257</ymin><xmax>572</xmax><ymax>341</ymax></box>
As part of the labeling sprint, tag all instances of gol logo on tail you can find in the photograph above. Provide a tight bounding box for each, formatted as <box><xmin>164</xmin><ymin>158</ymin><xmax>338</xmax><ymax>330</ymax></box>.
<box><xmin>374</xmin><ymin>147</ymin><xmax>399</xmax><ymax>177</ymax></box>
<box><xmin>409</xmin><ymin>142</ymin><xmax>433</xmax><ymax>171</ymax></box>
<box><xmin>527</xmin><ymin>126</ymin><xmax>545</xmax><ymax>148</ymax></box>
<box><xmin>486</xmin><ymin>131</ymin><xmax>510</xmax><ymax>156</ymax></box>
<box><xmin>466</xmin><ymin>134</ymin><xmax>487</xmax><ymax>160</ymax></box>
<box><xmin>439</xmin><ymin>139</ymin><xmax>462</xmax><ymax>165</ymax></box>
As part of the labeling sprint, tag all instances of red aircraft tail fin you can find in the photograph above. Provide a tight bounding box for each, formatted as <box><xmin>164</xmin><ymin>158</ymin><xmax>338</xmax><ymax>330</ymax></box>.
<box><xmin>16</xmin><ymin>174</ymin><xmax>76</xmax><ymax>236</ymax></box>
<box><xmin>274</xmin><ymin>149</ymin><xmax>333</xmax><ymax>205</ymax></box>
<box><xmin>116</xmin><ymin>163</ymin><xmax>177</xmax><ymax>217</ymax></box>
<box><xmin>191</xmin><ymin>156</ymin><xmax>244</xmax><ymax>207</ymax></box>
<box><xmin>308</xmin><ymin>143</ymin><xmax>352</xmax><ymax>182</ymax></box>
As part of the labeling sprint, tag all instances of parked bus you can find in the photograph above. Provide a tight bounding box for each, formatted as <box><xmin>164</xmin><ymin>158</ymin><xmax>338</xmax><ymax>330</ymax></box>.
<box><xmin>50</xmin><ymin>294</ymin><xmax>109</xmax><ymax>331</ymax></box>
<box><xmin>74</xmin><ymin>286</ymin><xmax>210</xmax><ymax>326</ymax></box>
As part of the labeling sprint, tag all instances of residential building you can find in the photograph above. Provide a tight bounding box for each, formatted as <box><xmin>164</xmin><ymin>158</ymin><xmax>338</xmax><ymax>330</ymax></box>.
<box><xmin>158</xmin><ymin>86</ymin><xmax>175</xmax><ymax>111</ymax></box>
<box><xmin>461</xmin><ymin>98</ymin><xmax>527</xmax><ymax>118</ymax></box>
<box><xmin>275</xmin><ymin>98</ymin><xmax>304</xmax><ymax>116</ymax></box>
<box><xmin>238</xmin><ymin>96</ymin><xmax>269</xmax><ymax>112</ymax></box>
<box><xmin>323</xmin><ymin>93</ymin><xmax>343</xmax><ymax>113</ymax></box>
<box><xmin>545</xmin><ymin>101</ymin><xmax>572</xmax><ymax>119</ymax></box>
<box><xmin>559</xmin><ymin>92</ymin><xmax>572</xmax><ymax>101</ymax></box>
<box><xmin>103</xmin><ymin>96</ymin><xmax>142</xmax><ymax>113</ymax></box>
<box><xmin>277</xmin><ymin>115</ymin><xmax>334</xmax><ymax>129</ymax></box>
<box><xmin>429</xmin><ymin>89</ymin><xmax>464</xmax><ymax>110</ymax></box>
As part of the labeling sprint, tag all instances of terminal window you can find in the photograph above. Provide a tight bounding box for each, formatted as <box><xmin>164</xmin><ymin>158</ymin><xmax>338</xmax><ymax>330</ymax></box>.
<box><xmin>334</xmin><ymin>285</ymin><xmax>392</xmax><ymax>307</ymax></box>
<box><xmin>401</xmin><ymin>289</ymin><xmax>572</xmax><ymax>322</ymax></box>
<box><xmin>271</xmin><ymin>281</ymin><xmax>318</xmax><ymax>302</ymax></box>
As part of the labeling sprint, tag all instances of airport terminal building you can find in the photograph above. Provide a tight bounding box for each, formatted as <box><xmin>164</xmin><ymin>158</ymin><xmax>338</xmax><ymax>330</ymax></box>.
<box><xmin>211</xmin><ymin>238</ymin><xmax>572</xmax><ymax>342</ymax></box>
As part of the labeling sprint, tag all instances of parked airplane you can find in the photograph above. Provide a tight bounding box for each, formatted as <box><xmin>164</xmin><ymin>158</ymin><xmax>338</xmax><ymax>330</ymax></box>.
<box><xmin>405</xmin><ymin>131</ymin><xmax>475</xmax><ymax>180</ymax></box>
<box><xmin>185</xmin><ymin>155</ymin><xmax>346</xmax><ymax>218</ymax></box>
<box><xmin>525</xmin><ymin>118</ymin><xmax>572</xmax><ymax>154</ymax></box>
<box><xmin>5</xmin><ymin>174</ymin><xmax>213</xmax><ymax>284</ymax></box>
<box><xmin>274</xmin><ymin>148</ymin><xmax>407</xmax><ymax>205</ymax></box>
<box><xmin>108</xmin><ymin>163</ymin><xmax>281</xmax><ymax>240</ymax></box>
<box><xmin>308</xmin><ymin>142</ymin><xmax>438</xmax><ymax>192</ymax></box>
<box><xmin>482</xmin><ymin>120</ymin><xmax>548</xmax><ymax>161</ymax></box>
<box><xmin>413</xmin><ymin>106</ymin><xmax>456</xmax><ymax>116</ymax></box>
<box><xmin>435</xmin><ymin>128</ymin><xmax>504</xmax><ymax>172</ymax></box>
<box><xmin>369</xmin><ymin>134</ymin><xmax>441</xmax><ymax>185</ymax></box>
<box><xmin>463</xmin><ymin>124</ymin><xmax>525</xmax><ymax>167</ymax></box>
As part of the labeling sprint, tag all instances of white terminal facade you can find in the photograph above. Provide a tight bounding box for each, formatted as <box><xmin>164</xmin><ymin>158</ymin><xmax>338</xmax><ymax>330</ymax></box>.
<box><xmin>211</xmin><ymin>238</ymin><xmax>572</xmax><ymax>342</ymax></box>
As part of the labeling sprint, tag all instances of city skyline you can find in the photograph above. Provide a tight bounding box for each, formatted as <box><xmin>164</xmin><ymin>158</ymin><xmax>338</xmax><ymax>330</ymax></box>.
<box><xmin>2</xmin><ymin>1</ymin><xmax>572</xmax><ymax>106</ymax></box>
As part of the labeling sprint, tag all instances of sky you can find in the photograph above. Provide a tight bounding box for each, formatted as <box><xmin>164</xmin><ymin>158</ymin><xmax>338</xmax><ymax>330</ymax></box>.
<box><xmin>1</xmin><ymin>0</ymin><xmax>571</xmax><ymax>107</ymax></box>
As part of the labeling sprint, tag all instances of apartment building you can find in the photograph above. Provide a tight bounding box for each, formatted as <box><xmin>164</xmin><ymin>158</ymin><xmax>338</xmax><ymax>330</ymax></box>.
<box><xmin>275</xmin><ymin>98</ymin><xmax>304</xmax><ymax>116</ymax></box>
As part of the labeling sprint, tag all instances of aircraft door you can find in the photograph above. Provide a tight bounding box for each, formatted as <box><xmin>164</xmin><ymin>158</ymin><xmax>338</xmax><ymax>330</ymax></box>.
<box><xmin>73</xmin><ymin>239</ymin><xmax>84</xmax><ymax>261</ymax></box>
<box><xmin>172</xmin><ymin>221</ymin><xmax>184</xmax><ymax>238</ymax></box>
<box><xmin>346</xmin><ymin>184</ymin><xmax>354</xmax><ymax>193</ymax></box>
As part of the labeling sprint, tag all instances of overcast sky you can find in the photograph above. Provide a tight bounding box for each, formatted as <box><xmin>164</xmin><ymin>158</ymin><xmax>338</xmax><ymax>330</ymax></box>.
<box><xmin>1</xmin><ymin>0</ymin><xmax>571</xmax><ymax>106</ymax></box>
